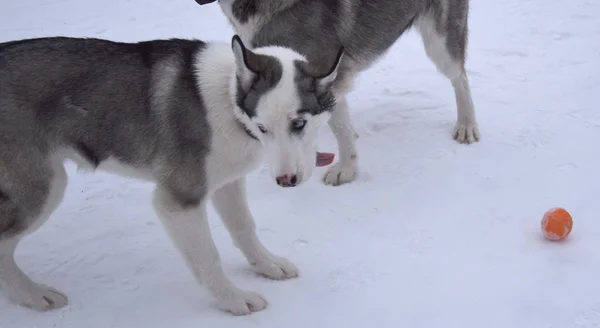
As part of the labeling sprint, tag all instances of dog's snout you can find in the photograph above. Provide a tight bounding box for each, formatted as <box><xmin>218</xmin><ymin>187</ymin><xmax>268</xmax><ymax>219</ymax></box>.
<box><xmin>276</xmin><ymin>174</ymin><xmax>298</xmax><ymax>187</ymax></box>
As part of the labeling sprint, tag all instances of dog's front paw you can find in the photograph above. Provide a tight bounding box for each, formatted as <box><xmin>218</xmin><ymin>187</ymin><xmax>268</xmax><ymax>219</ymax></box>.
<box><xmin>7</xmin><ymin>283</ymin><xmax>68</xmax><ymax>311</ymax></box>
<box><xmin>216</xmin><ymin>288</ymin><xmax>268</xmax><ymax>316</ymax></box>
<box><xmin>323</xmin><ymin>161</ymin><xmax>357</xmax><ymax>186</ymax></box>
<box><xmin>253</xmin><ymin>255</ymin><xmax>298</xmax><ymax>280</ymax></box>
<box><xmin>453</xmin><ymin>121</ymin><xmax>480</xmax><ymax>144</ymax></box>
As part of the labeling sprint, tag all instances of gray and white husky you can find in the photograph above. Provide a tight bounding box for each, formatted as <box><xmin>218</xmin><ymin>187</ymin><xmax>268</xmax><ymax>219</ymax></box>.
<box><xmin>0</xmin><ymin>35</ymin><xmax>341</xmax><ymax>315</ymax></box>
<box><xmin>196</xmin><ymin>0</ymin><xmax>480</xmax><ymax>186</ymax></box>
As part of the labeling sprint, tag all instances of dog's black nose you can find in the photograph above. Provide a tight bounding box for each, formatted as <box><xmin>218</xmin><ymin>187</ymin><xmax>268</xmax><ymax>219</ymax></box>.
<box><xmin>276</xmin><ymin>174</ymin><xmax>298</xmax><ymax>187</ymax></box>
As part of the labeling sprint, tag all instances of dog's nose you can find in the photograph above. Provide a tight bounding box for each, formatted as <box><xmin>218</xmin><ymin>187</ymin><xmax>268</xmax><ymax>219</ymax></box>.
<box><xmin>276</xmin><ymin>174</ymin><xmax>298</xmax><ymax>187</ymax></box>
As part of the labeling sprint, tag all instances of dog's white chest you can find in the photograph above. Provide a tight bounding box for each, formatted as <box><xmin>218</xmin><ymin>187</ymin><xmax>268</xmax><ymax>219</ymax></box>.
<box><xmin>205</xmin><ymin>137</ymin><xmax>263</xmax><ymax>191</ymax></box>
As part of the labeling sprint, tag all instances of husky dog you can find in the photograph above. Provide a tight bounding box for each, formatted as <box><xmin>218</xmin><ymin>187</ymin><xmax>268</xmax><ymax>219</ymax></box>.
<box><xmin>195</xmin><ymin>0</ymin><xmax>480</xmax><ymax>186</ymax></box>
<box><xmin>0</xmin><ymin>35</ymin><xmax>341</xmax><ymax>315</ymax></box>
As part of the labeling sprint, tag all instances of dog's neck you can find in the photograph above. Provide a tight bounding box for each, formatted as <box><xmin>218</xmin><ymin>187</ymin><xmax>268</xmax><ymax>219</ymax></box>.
<box><xmin>192</xmin><ymin>43</ymin><xmax>262</xmax><ymax>145</ymax></box>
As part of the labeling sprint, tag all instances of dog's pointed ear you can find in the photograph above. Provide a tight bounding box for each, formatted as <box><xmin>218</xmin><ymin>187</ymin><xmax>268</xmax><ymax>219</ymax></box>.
<box><xmin>314</xmin><ymin>46</ymin><xmax>344</xmax><ymax>91</ymax></box>
<box><xmin>231</xmin><ymin>35</ymin><xmax>260</xmax><ymax>91</ymax></box>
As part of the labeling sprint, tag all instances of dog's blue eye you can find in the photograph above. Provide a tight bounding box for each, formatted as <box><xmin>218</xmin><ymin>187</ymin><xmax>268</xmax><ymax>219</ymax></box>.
<box><xmin>291</xmin><ymin>119</ymin><xmax>306</xmax><ymax>131</ymax></box>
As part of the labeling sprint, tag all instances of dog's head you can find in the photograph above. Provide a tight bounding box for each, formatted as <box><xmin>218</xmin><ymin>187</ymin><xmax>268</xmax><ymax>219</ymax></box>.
<box><xmin>230</xmin><ymin>35</ymin><xmax>343</xmax><ymax>187</ymax></box>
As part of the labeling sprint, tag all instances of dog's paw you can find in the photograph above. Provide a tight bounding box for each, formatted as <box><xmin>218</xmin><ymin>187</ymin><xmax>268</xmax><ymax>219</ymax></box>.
<box><xmin>253</xmin><ymin>255</ymin><xmax>299</xmax><ymax>280</ymax></box>
<box><xmin>323</xmin><ymin>161</ymin><xmax>357</xmax><ymax>186</ymax></box>
<box><xmin>216</xmin><ymin>288</ymin><xmax>268</xmax><ymax>316</ymax></box>
<box><xmin>7</xmin><ymin>284</ymin><xmax>68</xmax><ymax>311</ymax></box>
<box><xmin>453</xmin><ymin>121</ymin><xmax>480</xmax><ymax>144</ymax></box>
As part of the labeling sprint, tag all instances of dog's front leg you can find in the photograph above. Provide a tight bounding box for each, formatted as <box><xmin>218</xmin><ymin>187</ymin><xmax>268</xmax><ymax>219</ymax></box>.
<box><xmin>152</xmin><ymin>186</ymin><xmax>267</xmax><ymax>315</ymax></box>
<box><xmin>211</xmin><ymin>178</ymin><xmax>299</xmax><ymax>280</ymax></box>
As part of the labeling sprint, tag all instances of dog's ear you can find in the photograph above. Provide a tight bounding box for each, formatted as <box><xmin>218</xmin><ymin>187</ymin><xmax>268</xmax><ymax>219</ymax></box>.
<box><xmin>231</xmin><ymin>35</ymin><xmax>262</xmax><ymax>91</ymax></box>
<box><xmin>314</xmin><ymin>46</ymin><xmax>344</xmax><ymax>92</ymax></box>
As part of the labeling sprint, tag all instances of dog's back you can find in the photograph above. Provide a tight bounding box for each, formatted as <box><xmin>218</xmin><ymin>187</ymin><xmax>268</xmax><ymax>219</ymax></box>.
<box><xmin>0</xmin><ymin>36</ymin><xmax>211</xmax><ymax>164</ymax></box>
<box><xmin>0</xmin><ymin>37</ymin><xmax>210</xmax><ymax>239</ymax></box>
<box><xmin>218</xmin><ymin>0</ymin><xmax>468</xmax><ymax>82</ymax></box>
<box><xmin>2</xmin><ymin>38</ymin><xmax>151</xmax><ymax>149</ymax></box>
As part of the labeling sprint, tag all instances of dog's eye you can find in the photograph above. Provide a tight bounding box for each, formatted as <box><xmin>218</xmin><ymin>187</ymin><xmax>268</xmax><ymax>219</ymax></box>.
<box><xmin>257</xmin><ymin>124</ymin><xmax>267</xmax><ymax>134</ymax></box>
<box><xmin>291</xmin><ymin>119</ymin><xmax>306</xmax><ymax>131</ymax></box>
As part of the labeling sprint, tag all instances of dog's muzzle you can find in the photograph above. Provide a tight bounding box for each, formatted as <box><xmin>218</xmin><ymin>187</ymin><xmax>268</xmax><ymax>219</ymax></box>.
<box><xmin>194</xmin><ymin>0</ymin><xmax>217</xmax><ymax>5</ymax></box>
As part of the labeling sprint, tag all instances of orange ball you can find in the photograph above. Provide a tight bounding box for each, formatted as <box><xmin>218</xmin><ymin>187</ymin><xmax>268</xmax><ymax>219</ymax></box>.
<box><xmin>541</xmin><ymin>207</ymin><xmax>573</xmax><ymax>241</ymax></box>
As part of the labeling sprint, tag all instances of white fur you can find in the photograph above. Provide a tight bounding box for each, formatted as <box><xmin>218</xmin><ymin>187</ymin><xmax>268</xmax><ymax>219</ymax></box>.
<box><xmin>322</xmin><ymin>95</ymin><xmax>359</xmax><ymax>185</ymax></box>
<box><xmin>152</xmin><ymin>187</ymin><xmax>268</xmax><ymax>315</ymax></box>
<box><xmin>197</xmin><ymin>43</ymin><xmax>264</xmax><ymax>191</ymax></box>
<box><xmin>211</xmin><ymin>178</ymin><xmax>298</xmax><ymax>280</ymax></box>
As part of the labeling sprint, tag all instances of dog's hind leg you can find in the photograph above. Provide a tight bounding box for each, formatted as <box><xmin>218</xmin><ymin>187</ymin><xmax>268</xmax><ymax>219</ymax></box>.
<box><xmin>323</xmin><ymin>95</ymin><xmax>359</xmax><ymax>186</ymax></box>
<box><xmin>0</xmin><ymin>240</ymin><xmax>68</xmax><ymax>311</ymax></box>
<box><xmin>211</xmin><ymin>178</ymin><xmax>298</xmax><ymax>280</ymax></box>
<box><xmin>152</xmin><ymin>184</ymin><xmax>268</xmax><ymax>316</ymax></box>
<box><xmin>0</xmin><ymin>154</ymin><xmax>68</xmax><ymax>311</ymax></box>
<box><xmin>417</xmin><ymin>2</ymin><xmax>480</xmax><ymax>143</ymax></box>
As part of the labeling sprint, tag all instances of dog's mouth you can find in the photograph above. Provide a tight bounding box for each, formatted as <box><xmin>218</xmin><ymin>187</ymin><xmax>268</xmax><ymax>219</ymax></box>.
<box><xmin>194</xmin><ymin>0</ymin><xmax>217</xmax><ymax>5</ymax></box>
<box><xmin>316</xmin><ymin>152</ymin><xmax>335</xmax><ymax>167</ymax></box>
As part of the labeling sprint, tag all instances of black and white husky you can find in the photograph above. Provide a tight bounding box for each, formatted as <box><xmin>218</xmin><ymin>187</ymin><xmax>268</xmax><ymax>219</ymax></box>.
<box><xmin>0</xmin><ymin>35</ymin><xmax>341</xmax><ymax>315</ymax></box>
<box><xmin>196</xmin><ymin>0</ymin><xmax>480</xmax><ymax>186</ymax></box>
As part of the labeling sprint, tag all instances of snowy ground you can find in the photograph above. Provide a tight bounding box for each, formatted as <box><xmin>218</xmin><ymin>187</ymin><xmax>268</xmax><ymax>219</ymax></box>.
<box><xmin>1</xmin><ymin>0</ymin><xmax>600</xmax><ymax>327</ymax></box>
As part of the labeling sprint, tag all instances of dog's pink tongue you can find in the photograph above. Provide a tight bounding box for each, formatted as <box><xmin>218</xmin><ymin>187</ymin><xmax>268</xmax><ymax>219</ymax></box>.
<box><xmin>316</xmin><ymin>152</ymin><xmax>335</xmax><ymax>167</ymax></box>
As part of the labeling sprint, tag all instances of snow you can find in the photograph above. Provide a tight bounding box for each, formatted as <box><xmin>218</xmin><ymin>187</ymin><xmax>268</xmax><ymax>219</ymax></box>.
<box><xmin>1</xmin><ymin>0</ymin><xmax>599</xmax><ymax>327</ymax></box>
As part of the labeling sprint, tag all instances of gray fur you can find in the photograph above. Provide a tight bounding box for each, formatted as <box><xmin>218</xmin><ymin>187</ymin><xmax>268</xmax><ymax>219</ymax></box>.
<box><xmin>293</xmin><ymin>47</ymin><xmax>344</xmax><ymax>117</ymax></box>
<box><xmin>0</xmin><ymin>37</ymin><xmax>211</xmax><ymax>240</ymax></box>
<box><xmin>220</xmin><ymin>0</ymin><xmax>468</xmax><ymax>71</ymax></box>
